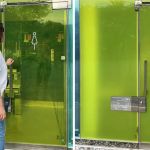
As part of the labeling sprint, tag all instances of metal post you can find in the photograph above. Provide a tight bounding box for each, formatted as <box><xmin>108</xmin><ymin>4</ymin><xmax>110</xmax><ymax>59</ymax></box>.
<box><xmin>137</xmin><ymin>9</ymin><xmax>141</xmax><ymax>148</ymax></box>
<box><xmin>135</xmin><ymin>0</ymin><xmax>142</xmax><ymax>147</ymax></box>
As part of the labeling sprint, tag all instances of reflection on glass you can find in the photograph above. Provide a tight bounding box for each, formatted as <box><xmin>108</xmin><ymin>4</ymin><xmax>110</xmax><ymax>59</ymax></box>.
<box><xmin>4</xmin><ymin>5</ymin><xmax>67</xmax><ymax>146</ymax></box>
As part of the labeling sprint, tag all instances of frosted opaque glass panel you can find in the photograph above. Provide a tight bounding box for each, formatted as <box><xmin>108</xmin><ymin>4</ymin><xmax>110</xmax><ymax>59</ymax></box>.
<box><xmin>79</xmin><ymin>0</ymin><xmax>133</xmax><ymax>7</ymax></box>
<box><xmin>80</xmin><ymin>0</ymin><xmax>137</xmax><ymax>141</ymax></box>
<box><xmin>140</xmin><ymin>7</ymin><xmax>150</xmax><ymax>143</ymax></box>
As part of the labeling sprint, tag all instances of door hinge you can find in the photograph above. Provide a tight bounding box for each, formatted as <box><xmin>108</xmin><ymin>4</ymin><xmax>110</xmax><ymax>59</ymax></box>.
<box><xmin>135</xmin><ymin>0</ymin><xmax>142</xmax><ymax>11</ymax></box>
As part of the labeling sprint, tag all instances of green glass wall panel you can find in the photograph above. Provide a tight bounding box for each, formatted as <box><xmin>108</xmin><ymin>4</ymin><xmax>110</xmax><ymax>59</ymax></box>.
<box><xmin>80</xmin><ymin>0</ymin><xmax>138</xmax><ymax>141</ymax></box>
<box><xmin>4</xmin><ymin>5</ymin><xmax>67</xmax><ymax>146</ymax></box>
<box><xmin>140</xmin><ymin>7</ymin><xmax>150</xmax><ymax>142</ymax></box>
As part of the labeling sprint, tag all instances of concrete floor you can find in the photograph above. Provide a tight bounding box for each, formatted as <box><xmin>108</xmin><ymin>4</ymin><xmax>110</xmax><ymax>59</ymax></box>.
<box><xmin>75</xmin><ymin>139</ymin><xmax>150</xmax><ymax>150</ymax></box>
<box><xmin>5</xmin><ymin>143</ymin><xmax>150</xmax><ymax>150</ymax></box>
<box><xmin>140</xmin><ymin>143</ymin><xmax>150</xmax><ymax>150</ymax></box>
<box><xmin>75</xmin><ymin>144</ymin><xmax>150</xmax><ymax>150</ymax></box>
<box><xmin>5</xmin><ymin>143</ymin><xmax>67</xmax><ymax>150</ymax></box>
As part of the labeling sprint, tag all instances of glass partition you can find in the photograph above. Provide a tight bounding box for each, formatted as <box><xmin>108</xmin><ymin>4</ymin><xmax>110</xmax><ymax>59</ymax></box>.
<box><xmin>140</xmin><ymin>7</ymin><xmax>150</xmax><ymax>143</ymax></box>
<box><xmin>80</xmin><ymin>0</ymin><xmax>138</xmax><ymax>141</ymax></box>
<box><xmin>3</xmin><ymin>4</ymin><xmax>68</xmax><ymax>146</ymax></box>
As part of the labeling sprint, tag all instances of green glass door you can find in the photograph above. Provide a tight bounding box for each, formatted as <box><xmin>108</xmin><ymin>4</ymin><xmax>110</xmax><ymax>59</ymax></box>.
<box><xmin>3</xmin><ymin>4</ymin><xmax>67</xmax><ymax>146</ymax></box>
<box><xmin>140</xmin><ymin>6</ymin><xmax>150</xmax><ymax>143</ymax></box>
<box><xmin>80</xmin><ymin>0</ymin><xmax>138</xmax><ymax>141</ymax></box>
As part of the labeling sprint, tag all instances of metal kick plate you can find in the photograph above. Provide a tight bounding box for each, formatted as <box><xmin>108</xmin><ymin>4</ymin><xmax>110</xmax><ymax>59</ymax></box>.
<box><xmin>111</xmin><ymin>96</ymin><xmax>146</xmax><ymax>112</ymax></box>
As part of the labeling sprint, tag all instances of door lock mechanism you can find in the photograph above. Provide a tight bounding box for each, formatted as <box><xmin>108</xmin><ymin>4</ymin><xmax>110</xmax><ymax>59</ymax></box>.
<box><xmin>111</xmin><ymin>96</ymin><xmax>146</xmax><ymax>112</ymax></box>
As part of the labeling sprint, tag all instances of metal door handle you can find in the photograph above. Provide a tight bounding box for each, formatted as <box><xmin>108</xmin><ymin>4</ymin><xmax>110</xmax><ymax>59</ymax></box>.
<box><xmin>8</xmin><ymin>65</ymin><xmax>13</xmax><ymax>112</ymax></box>
<box><xmin>144</xmin><ymin>60</ymin><xmax>147</xmax><ymax>96</ymax></box>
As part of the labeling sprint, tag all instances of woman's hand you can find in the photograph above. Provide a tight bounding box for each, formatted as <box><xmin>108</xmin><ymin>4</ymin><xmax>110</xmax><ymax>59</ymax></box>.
<box><xmin>6</xmin><ymin>58</ymin><xmax>14</xmax><ymax>66</ymax></box>
<box><xmin>0</xmin><ymin>96</ymin><xmax>6</xmax><ymax>120</ymax></box>
<box><xmin>0</xmin><ymin>105</ymin><xmax>6</xmax><ymax>120</ymax></box>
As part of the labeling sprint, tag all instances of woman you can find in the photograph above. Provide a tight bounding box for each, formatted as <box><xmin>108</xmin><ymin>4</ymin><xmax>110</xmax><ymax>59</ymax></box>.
<box><xmin>0</xmin><ymin>51</ymin><xmax>14</xmax><ymax>150</ymax></box>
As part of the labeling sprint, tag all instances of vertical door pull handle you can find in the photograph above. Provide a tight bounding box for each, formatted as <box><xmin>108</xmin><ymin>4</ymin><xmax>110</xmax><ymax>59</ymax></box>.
<box><xmin>144</xmin><ymin>60</ymin><xmax>147</xmax><ymax>97</ymax></box>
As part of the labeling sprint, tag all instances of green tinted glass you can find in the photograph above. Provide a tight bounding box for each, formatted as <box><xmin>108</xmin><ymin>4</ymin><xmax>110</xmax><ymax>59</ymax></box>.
<box><xmin>140</xmin><ymin>7</ymin><xmax>150</xmax><ymax>142</ymax></box>
<box><xmin>4</xmin><ymin>5</ymin><xmax>67</xmax><ymax>146</ymax></box>
<box><xmin>80</xmin><ymin>0</ymin><xmax>138</xmax><ymax>141</ymax></box>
